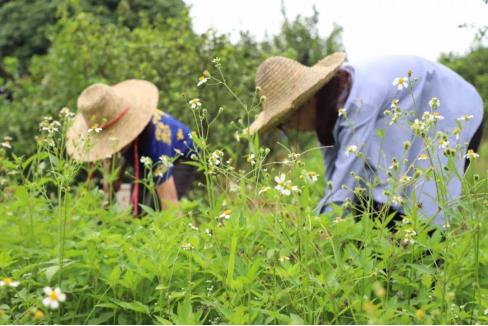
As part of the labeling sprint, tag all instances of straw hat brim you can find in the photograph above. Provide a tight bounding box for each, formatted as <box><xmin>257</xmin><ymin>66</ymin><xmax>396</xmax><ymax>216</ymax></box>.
<box><xmin>248</xmin><ymin>52</ymin><xmax>346</xmax><ymax>134</ymax></box>
<box><xmin>66</xmin><ymin>79</ymin><xmax>159</xmax><ymax>162</ymax></box>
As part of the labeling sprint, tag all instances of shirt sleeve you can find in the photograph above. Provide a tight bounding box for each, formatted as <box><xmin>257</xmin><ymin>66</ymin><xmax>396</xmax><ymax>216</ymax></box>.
<box><xmin>151</xmin><ymin>121</ymin><xmax>176</xmax><ymax>185</ymax></box>
<box><xmin>317</xmin><ymin>101</ymin><xmax>380</xmax><ymax>214</ymax></box>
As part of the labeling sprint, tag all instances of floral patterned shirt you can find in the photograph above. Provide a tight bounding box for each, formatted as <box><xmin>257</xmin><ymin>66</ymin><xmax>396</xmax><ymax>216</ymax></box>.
<box><xmin>124</xmin><ymin>110</ymin><xmax>195</xmax><ymax>184</ymax></box>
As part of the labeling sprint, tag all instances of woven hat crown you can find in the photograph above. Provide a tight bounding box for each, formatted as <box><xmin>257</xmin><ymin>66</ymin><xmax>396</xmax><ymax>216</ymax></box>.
<box><xmin>256</xmin><ymin>57</ymin><xmax>312</xmax><ymax>113</ymax></box>
<box><xmin>248</xmin><ymin>52</ymin><xmax>346</xmax><ymax>134</ymax></box>
<box><xmin>77</xmin><ymin>83</ymin><xmax>126</xmax><ymax>128</ymax></box>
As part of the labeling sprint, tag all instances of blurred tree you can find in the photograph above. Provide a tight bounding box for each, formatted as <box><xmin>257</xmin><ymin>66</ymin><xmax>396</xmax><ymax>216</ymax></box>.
<box><xmin>273</xmin><ymin>6</ymin><xmax>344</xmax><ymax>66</ymax></box>
<box><xmin>0</xmin><ymin>0</ymin><xmax>186</xmax><ymax>72</ymax></box>
<box><xmin>440</xmin><ymin>47</ymin><xmax>488</xmax><ymax>136</ymax></box>
<box><xmin>0</xmin><ymin>5</ymin><xmax>344</xmax><ymax>156</ymax></box>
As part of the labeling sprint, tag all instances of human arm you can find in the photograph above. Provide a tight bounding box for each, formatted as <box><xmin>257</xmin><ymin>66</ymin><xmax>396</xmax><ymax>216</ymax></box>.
<box><xmin>155</xmin><ymin>176</ymin><xmax>179</xmax><ymax>209</ymax></box>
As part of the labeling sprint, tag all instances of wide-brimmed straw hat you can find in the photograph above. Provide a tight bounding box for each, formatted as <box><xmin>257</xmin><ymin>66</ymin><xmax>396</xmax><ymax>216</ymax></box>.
<box><xmin>66</xmin><ymin>79</ymin><xmax>159</xmax><ymax>162</ymax></box>
<box><xmin>248</xmin><ymin>52</ymin><xmax>346</xmax><ymax>134</ymax></box>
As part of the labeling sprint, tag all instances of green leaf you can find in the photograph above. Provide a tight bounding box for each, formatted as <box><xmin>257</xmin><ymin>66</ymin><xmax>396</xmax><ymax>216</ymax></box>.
<box><xmin>110</xmin><ymin>298</ymin><xmax>151</xmax><ymax>314</ymax></box>
<box><xmin>175</xmin><ymin>297</ymin><xmax>202</xmax><ymax>325</ymax></box>
<box><xmin>87</xmin><ymin>311</ymin><xmax>114</xmax><ymax>324</ymax></box>
<box><xmin>289</xmin><ymin>313</ymin><xmax>305</xmax><ymax>325</ymax></box>
<box><xmin>107</xmin><ymin>265</ymin><xmax>121</xmax><ymax>288</ymax></box>
<box><xmin>95</xmin><ymin>302</ymin><xmax>119</xmax><ymax>309</ymax></box>
<box><xmin>0</xmin><ymin>251</ymin><xmax>15</xmax><ymax>269</ymax></box>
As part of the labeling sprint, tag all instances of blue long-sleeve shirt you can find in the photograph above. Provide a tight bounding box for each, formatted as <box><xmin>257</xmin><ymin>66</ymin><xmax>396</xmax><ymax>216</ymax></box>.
<box><xmin>317</xmin><ymin>55</ymin><xmax>483</xmax><ymax>224</ymax></box>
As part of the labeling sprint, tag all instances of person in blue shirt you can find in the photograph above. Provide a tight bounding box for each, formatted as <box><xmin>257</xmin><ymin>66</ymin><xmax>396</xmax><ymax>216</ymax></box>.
<box><xmin>121</xmin><ymin>109</ymin><xmax>197</xmax><ymax>213</ymax></box>
<box><xmin>248</xmin><ymin>53</ymin><xmax>484</xmax><ymax>226</ymax></box>
<box><xmin>66</xmin><ymin>79</ymin><xmax>197</xmax><ymax>216</ymax></box>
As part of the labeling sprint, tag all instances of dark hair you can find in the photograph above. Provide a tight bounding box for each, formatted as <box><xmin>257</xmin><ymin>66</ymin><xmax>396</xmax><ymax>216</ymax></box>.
<box><xmin>315</xmin><ymin>69</ymin><xmax>351</xmax><ymax>146</ymax></box>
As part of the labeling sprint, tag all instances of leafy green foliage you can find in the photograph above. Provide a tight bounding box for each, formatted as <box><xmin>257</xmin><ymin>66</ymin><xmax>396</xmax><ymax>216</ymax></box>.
<box><xmin>0</xmin><ymin>4</ymin><xmax>343</xmax><ymax>156</ymax></box>
<box><xmin>1</xmin><ymin>63</ymin><xmax>488</xmax><ymax>324</ymax></box>
<box><xmin>0</xmin><ymin>0</ymin><xmax>186</xmax><ymax>71</ymax></box>
<box><xmin>440</xmin><ymin>47</ymin><xmax>488</xmax><ymax>136</ymax></box>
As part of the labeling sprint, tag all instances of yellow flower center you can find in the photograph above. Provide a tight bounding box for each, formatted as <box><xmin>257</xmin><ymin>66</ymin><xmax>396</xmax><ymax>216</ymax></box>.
<box><xmin>3</xmin><ymin>278</ymin><xmax>12</xmax><ymax>285</ymax></box>
<box><xmin>49</xmin><ymin>291</ymin><xmax>59</xmax><ymax>301</ymax></box>
<box><xmin>33</xmin><ymin>310</ymin><xmax>44</xmax><ymax>320</ymax></box>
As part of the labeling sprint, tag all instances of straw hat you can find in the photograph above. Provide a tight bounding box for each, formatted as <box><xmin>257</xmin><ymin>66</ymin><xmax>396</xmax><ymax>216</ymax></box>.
<box><xmin>66</xmin><ymin>79</ymin><xmax>159</xmax><ymax>162</ymax></box>
<box><xmin>248</xmin><ymin>52</ymin><xmax>346</xmax><ymax>134</ymax></box>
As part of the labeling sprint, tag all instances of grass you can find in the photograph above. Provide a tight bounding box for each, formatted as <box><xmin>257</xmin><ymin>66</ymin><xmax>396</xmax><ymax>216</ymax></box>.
<box><xmin>0</xmin><ymin>68</ymin><xmax>487</xmax><ymax>324</ymax></box>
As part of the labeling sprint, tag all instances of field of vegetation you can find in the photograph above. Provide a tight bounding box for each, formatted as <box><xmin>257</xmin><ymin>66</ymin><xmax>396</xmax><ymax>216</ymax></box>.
<box><xmin>1</xmin><ymin>1</ymin><xmax>488</xmax><ymax>325</ymax></box>
<box><xmin>0</xmin><ymin>61</ymin><xmax>488</xmax><ymax>324</ymax></box>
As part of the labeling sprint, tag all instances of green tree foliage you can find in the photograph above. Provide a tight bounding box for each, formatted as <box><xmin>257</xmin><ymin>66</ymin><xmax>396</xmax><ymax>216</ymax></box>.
<box><xmin>0</xmin><ymin>4</ymin><xmax>344</xmax><ymax>156</ymax></box>
<box><xmin>440</xmin><ymin>47</ymin><xmax>488</xmax><ymax>113</ymax></box>
<box><xmin>274</xmin><ymin>7</ymin><xmax>344</xmax><ymax>66</ymax></box>
<box><xmin>0</xmin><ymin>0</ymin><xmax>186</xmax><ymax>71</ymax></box>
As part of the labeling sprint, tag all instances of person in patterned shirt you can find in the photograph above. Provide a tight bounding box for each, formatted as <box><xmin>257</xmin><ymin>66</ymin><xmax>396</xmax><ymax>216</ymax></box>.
<box><xmin>66</xmin><ymin>80</ymin><xmax>197</xmax><ymax>216</ymax></box>
<box><xmin>120</xmin><ymin>109</ymin><xmax>197</xmax><ymax>214</ymax></box>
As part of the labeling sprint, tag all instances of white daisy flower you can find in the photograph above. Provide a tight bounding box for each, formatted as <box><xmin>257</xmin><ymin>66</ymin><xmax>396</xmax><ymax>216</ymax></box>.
<box><xmin>42</xmin><ymin>287</ymin><xmax>66</xmax><ymax>310</ymax></box>
<box><xmin>438</xmin><ymin>138</ymin><xmax>449</xmax><ymax>149</ymax></box>
<box><xmin>457</xmin><ymin>114</ymin><xmax>474</xmax><ymax>121</ymax></box>
<box><xmin>274</xmin><ymin>174</ymin><xmax>299</xmax><ymax>196</ymax></box>
<box><xmin>465</xmin><ymin>149</ymin><xmax>479</xmax><ymax>159</ymax></box>
<box><xmin>219</xmin><ymin>210</ymin><xmax>232</xmax><ymax>220</ymax></box>
<box><xmin>189</xmin><ymin>98</ymin><xmax>202</xmax><ymax>109</ymax></box>
<box><xmin>246</xmin><ymin>153</ymin><xmax>256</xmax><ymax>165</ymax></box>
<box><xmin>305</xmin><ymin>171</ymin><xmax>319</xmax><ymax>184</ymax></box>
<box><xmin>0</xmin><ymin>277</ymin><xmax>19</xmax><ymax>287</ymax></box>
<box><xmin>1</xmin><ymin>142</ymin><xmax>12</xmax><ymax>149</ymax></box>
<box><xmin>197</xmin><ymin>76</ymin><xmax>209</xmax><ymax>87</ymax></box>
<box><xmin>392</xmin><ymin>76</ymin><xmax>409</xmax><ymax>90</ymax></box>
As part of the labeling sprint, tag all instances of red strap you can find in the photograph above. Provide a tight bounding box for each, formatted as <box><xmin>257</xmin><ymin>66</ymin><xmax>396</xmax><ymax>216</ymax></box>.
<box><xmin>100</xmin><ymin>107</ymin><xmax>130</xmax><ymax>130</ymax></box>
<box><xmin>131</xmin><ymin>139</ymin><xmax>139</xmax><ymax>217</ymax></box>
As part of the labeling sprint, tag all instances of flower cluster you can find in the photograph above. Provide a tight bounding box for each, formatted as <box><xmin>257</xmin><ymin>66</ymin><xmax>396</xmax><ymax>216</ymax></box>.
<box><xmin>140</xmin><ymin>156</ymin><xmax>153</xmax><ymax>169</ymax></box>
<box><xmin>402</xmin><ymin>228</ymin><xmax>417</xmax><ymax>246</ymax></box>
<box><xmin>59</xmin><ymin>107</ymin><xmax>75</xmax><ymax>120</ymax></box>
<box><xmin>208</xmin><ymin>150</ymin><xmax>224</xmax><ymax>167</ymax></box>
<box><xmin>36</xmin><ymin>116</ymin><xmax>61</xmax><ymax>147</ymax></box>
<box><xmin>282</xmin><ymin>152</ymin><xmax>301</xmax><ymax>166</ymax></box>
<box><xmin>39</xmin><ymin>116</ymin><xmax>61</xmax><ymax>135</ymax></box>
<box><xmin>383</xmin><ymin>99</ymin><xmax>403</xmax><ymax>125</ymax></box>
